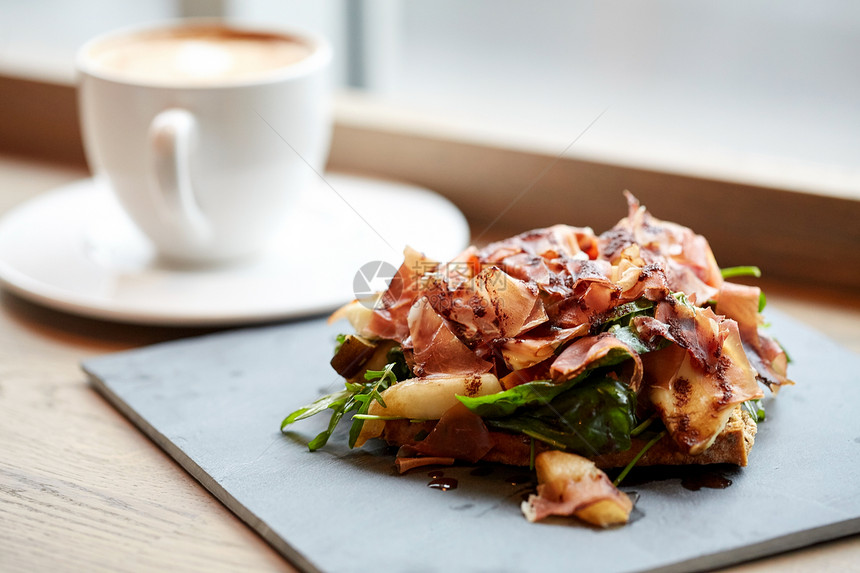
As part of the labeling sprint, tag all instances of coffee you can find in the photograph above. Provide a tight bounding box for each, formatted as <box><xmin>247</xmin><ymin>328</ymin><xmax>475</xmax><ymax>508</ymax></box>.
<box><xmin>86</xmin><ymin>26</ymin><xmax>313</xmax><ymax>85</ymax></box>
<box><xmin>78</xmin><ymin>21</ymin><xmax>331</xmax><ymax>263</ymax></box>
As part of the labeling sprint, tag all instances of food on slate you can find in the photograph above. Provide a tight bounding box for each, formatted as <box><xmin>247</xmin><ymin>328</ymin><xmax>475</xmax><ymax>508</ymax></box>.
<box><xmin>282</xmin><ymin>193</ymin><xmax>791</xmax><ymax>527</ymax></box>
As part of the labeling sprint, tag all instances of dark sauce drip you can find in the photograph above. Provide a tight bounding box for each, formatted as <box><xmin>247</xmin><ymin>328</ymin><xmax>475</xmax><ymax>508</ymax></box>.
<box><xmin>613</xmin><ymin>464</ymin><xmax>737</xmax><ymax>490</ymax></box>
<box><xmin>427</xmin><ymin>470</ymin><xmax>445</xmax><ymax>479</ymax></box>
<box><xmin>508</xmin><ymin>473</ymin><xmax>533</xmax><ymax>486</ymax></box>
<box><xmin>682</xmin><ymin>473</ymin><xmax>732</xmax><ymax>491</ymax></box>
<box><xmin>428</xmin><ymin>477</ymin><xmax>458</xmax><ymax>491</ymax></box>
<box><xmin>469</xmin><ymin>466</ymin><xmax>494</xmax><ymax>477</ymax></box>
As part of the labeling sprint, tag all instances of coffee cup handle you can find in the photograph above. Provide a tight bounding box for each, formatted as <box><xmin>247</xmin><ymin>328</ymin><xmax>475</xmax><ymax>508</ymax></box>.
<box><xmin>149</xmin><ymin>108</ymin><xmax>212</xmax><ymax>246</ymax></box>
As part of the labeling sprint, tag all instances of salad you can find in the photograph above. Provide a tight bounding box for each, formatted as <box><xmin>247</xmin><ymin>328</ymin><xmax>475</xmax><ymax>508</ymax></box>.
<box><xmin>283</xmin><ymin>193</ymin><xmax>791</xmax><ymax>527</ymax></box>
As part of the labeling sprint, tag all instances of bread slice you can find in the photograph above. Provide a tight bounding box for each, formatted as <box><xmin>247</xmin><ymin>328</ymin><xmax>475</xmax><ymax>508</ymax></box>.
<box><xmin>382</xmin><ymin>406</ymin><xmax>756</xmax><ymax>468</ymax></box>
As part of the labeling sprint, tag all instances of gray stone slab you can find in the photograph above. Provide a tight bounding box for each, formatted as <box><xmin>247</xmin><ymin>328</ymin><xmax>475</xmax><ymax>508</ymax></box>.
<box><xmin>83</xmin><ymin>309</ymin><xmax>860</xmax><ymax>573</ymax></box>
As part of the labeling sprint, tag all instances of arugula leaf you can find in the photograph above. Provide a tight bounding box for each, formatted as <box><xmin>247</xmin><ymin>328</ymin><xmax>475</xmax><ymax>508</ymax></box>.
<box><xmin>487</xmin><ymin>378</ymin><xmax>636</xmax><ymax>457</ymax></box>
<box><xmin>758</xmin><ymin>291</ymin><xmax>767</xmax><ymax>312</ymax></box>
<box><xmin>613</xmin><ymin>429</ymin><xmax>667</xmax><ymax>486</ymax></box>
<box><xmin>280</xmin><ymin>389</ymin><xmax>351</xmax><ymax>429</ymax></box>
<box><xmin>742</xmin><ymin>398</ymin><xmax>766</xmax><ymax>423</ymax></box>
<box><xmin>721</xmin><ymin>266</ymin><xmax>762</xmax><ymax>279</ymax></box>
<box><xmin>308</xmin><ymin>404</ymin><xmax>349</xmax><ymax>451</ymax></box>
<box><xmin>282</xmin><ymin>362</ymin><xmax>399</xmax><ymax>451</ymax></box>
<box><xmin>348</xmin><ymin>363</ymin><xmax>397</xmax><ymax>447</ymax></box>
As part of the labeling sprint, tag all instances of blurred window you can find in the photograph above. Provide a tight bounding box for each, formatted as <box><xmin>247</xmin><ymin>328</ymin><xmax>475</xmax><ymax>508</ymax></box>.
<box><xmin>1</xmin><ymin>0</ymin><xmax>858</xmax><ymax>194</ymax></box>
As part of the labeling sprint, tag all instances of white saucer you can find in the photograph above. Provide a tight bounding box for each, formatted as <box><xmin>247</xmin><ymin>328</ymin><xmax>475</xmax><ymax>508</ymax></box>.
<box><xmin>0</xmin><ymin>174</ymin><xmax>470</xmax><ymax>326</ymax></box>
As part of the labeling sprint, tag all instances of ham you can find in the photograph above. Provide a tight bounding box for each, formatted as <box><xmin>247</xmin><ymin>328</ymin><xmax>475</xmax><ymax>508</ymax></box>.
<box><xmin>715</xmin><ymin>281</ymin><xmax>792</xmax><ymax>389</ymax></box>
<box><xmin>523</xmin><ymin>471</ymin><xmax>632</xmax><ymax>524</ymax></box>
<box><xmin>603</xmin><ymin>192</ymin><xmax>723</xmax><ymax>297</ymax></box>
<box><xmin>422</xmin><ymin>266</ymin><xmax>548</xmax><ymax>344</ymax></box>
<box><xmin>410</xmin><ymin>402</ymin><xmax>493</xmax><ymax>463</ymax></box>
<box><xmin>550</xmin><ymin>333</ymin><xmax>644</xmax><ymax>391</ymax></box>
<box><xmin>407</xmin><ymin>297</ymin><xmax>493</xmax><ymax>377</ymax></box>
<box><xmin>500</xmin><ymin>324</ymin><xmax>588</xmax><ymax>371</ymax></box>
<box><xmin>640</xmin><ymin>308</ymin><xmax>764</xmax><ymax>454</ymax></box>
<box><xmin>480</xmin><ymin>224</ymin><xmax>599</xmax><ymax>265</ymax></box>
<box><xmin>366</xmin><ymin>247</ymin><xmax>438</xmax><ymax>343</ymax></box>
<box><xmin>634</xmin><ymin>299</ymin><xmax>723</xmax><ymax>374</ymax></box>
<box><xmin>521</xmin><ymin>451</ymin><xmax>633</xmax><ymax>526</ymax></box>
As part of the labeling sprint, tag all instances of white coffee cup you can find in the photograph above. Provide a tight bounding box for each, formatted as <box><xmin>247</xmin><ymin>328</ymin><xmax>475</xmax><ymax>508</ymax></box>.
<box><xmin>76</xmin><ymin>20</ymin><xmax>332</xmax><ymax>264</ymax></box>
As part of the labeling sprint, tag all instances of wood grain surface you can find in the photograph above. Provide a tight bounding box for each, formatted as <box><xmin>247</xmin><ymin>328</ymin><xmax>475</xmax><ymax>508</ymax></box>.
<box><xmin>0</xmin><ymin>155</ymin><xmax>858</xmax><ymax>573</ymax></box>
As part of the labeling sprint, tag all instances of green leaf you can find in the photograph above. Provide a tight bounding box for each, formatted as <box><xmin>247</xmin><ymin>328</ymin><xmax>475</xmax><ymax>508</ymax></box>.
<box><xmin>607</xmin><ymin>324</ymin><xmax>662</xmax><ymax>355</ymax></box>
<box><xmin>307</xmin><ymin>405</ymin><xmax>349</xmax><ymax>451</ymax></box>
<box><xmin>721</xmin><ymin>266</ymin><xmax>762</xmax><ymax>279</ymax></box>
<box><xmin>349</xmin><ymin>363</ymin><xmax>398</xmax><ymax>448</ymax></box>
<box><xmin>282</xmin><ymin>361</ymin><xmax>401</xmax><ymax>452</ymax></box>
<box><xmin>457</xmin><ymin>379</ymin><xmax>571</xmax><ymax>418</ymax></box>
<box><xmin>742</xmin><ymin>399</ymin><xmax>766</xmax><ymax>423</ymax></box>
<box><xmin>529</xmin><ymin>438</ymin><xmax>536</xmax><ymax>471</ymax></box>
<box><xmin>333</xmin><ymin>333</ymin><xmax>348</xmax><ymax>355</ymax></box>
<box><xmin>613</xmin><ymin>430</ymin><xmax>667</xmax><ymax>486</ymax></box>
<box><xmin>487</xmin><ymin>378</ymin><xmax>636</xmax><ymax>457</ymax></box>
<box><xmin>630</xmin><ymin>414</ymin><xmax>656</xmax><ymax>437</ymax></box>
<box><xmin>758</xmin><ymin>291</ymin><xmax>767</xmax><ymax>312</ymax></box>
<box><xmin>386</xmin><ymin>345</ymin><xmax>413</xmax><ymax>381</ymax></box>
<box><xmin>672</xmin><ymin>291</ymin><xmax>696</xmax><ymax>309</ymax></box>
<box><xmin>280</xmin><ymin>389</ymin><xmax>351</xmax><ymax>429</ymax></box>
<box><xmin>598</xmin><ymin>298</ymin><xmax>654</xmax><ymax>330</ymax></box>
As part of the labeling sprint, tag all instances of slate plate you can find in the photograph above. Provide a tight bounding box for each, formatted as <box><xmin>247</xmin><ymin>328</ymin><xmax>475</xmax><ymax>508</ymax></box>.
<box><xmin>84</xmin><ymin>309</ymin><xmax>860</xmax><ymax>573</ymax></box>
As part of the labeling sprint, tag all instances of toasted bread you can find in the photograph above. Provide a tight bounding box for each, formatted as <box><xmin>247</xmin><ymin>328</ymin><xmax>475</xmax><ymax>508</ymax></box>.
<box><xmin>382</xmin><ymin>406</ymin><xmax>756</xmax><ymax>468</ymax></box>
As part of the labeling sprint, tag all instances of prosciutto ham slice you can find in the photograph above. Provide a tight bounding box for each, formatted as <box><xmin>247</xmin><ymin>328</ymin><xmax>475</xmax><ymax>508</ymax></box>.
<box><xmin>637</xmin><ymin>301</ymin><xmax>764</xmax><ymax>454</ymax></box>
<box><xmin>715</xmin><ymin>282</ymin><xmax>791</xmax><ymax>389</ymax></box>
<box><xmin>409</xmin><ymin>403</ymin><xmax>493</xmax><ymax>463</ymax></box>
<box><xmin>366</xmin><ymin>247</ymin><xmax>438</xmax><ymax>343</ymax></box>
<box><xmin>423</xmin><ymin>266</ymin><xmax>548</xmax><ymax>345</ymax></box>
<box><xmin>550</xmin><ymin>333</ymin><xmax>644</xmax><ymax>391</ymax></box>
<box><xmin>500</xmin><ymin>324</ymin><xmax>588</xmax><ymax>371</ymax></box>
<box><xmin>407</xmin><ymin>297</ymin><xmax>493</xmax><ymax>377</ymax></box>
<box><xmin>602</xmin><ymin>192</ymin><xmax>723</xmax><ymax>303</ymax></box>
<box><xmin>522</xmin><ymin>451</ymin><xmax>633</xmax><ymax>526</ymax></box>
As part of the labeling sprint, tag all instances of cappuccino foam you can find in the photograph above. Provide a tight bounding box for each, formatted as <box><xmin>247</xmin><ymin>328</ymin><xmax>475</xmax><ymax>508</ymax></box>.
<box><xmin>87</xmin><ymin>26</ymin><xmax>313</xmax><ymax>85</ymax></box>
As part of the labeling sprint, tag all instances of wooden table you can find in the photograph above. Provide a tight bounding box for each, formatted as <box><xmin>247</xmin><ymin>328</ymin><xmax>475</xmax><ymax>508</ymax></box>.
<box><xmin>1</xmin><ymin>154</ymin><xmax>858</xmax><ymax>572</ymax></box>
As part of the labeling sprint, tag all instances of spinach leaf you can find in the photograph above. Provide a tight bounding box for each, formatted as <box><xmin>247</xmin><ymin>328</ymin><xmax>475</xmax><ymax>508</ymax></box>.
<box><xmin>608</xmin><ymin>323</ymin><xmax>668</xmax><ymax>355</ymax></box>
<box><xmin>457</xmin><ymin>379</ymin><xmax>571</xmax><ymax>418</ymax></box>
<box><xmin>458</xmin><ymin>327</ymin><xmax>648</xmax><ymax>420</ymax></box>
<box><xmin>598</xmin><ymin>298</ymin><xmax>654</xmax><ymax>330</ymax></box>
<box><xmin>487</xmin><ymin>377</ymin><xmax>636</xmax><ymax>457</ymax></box>
<box><xmin>386</xmin><ymin>345</ymin><xmax>412</xmax><ymax>381</ymax></box>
